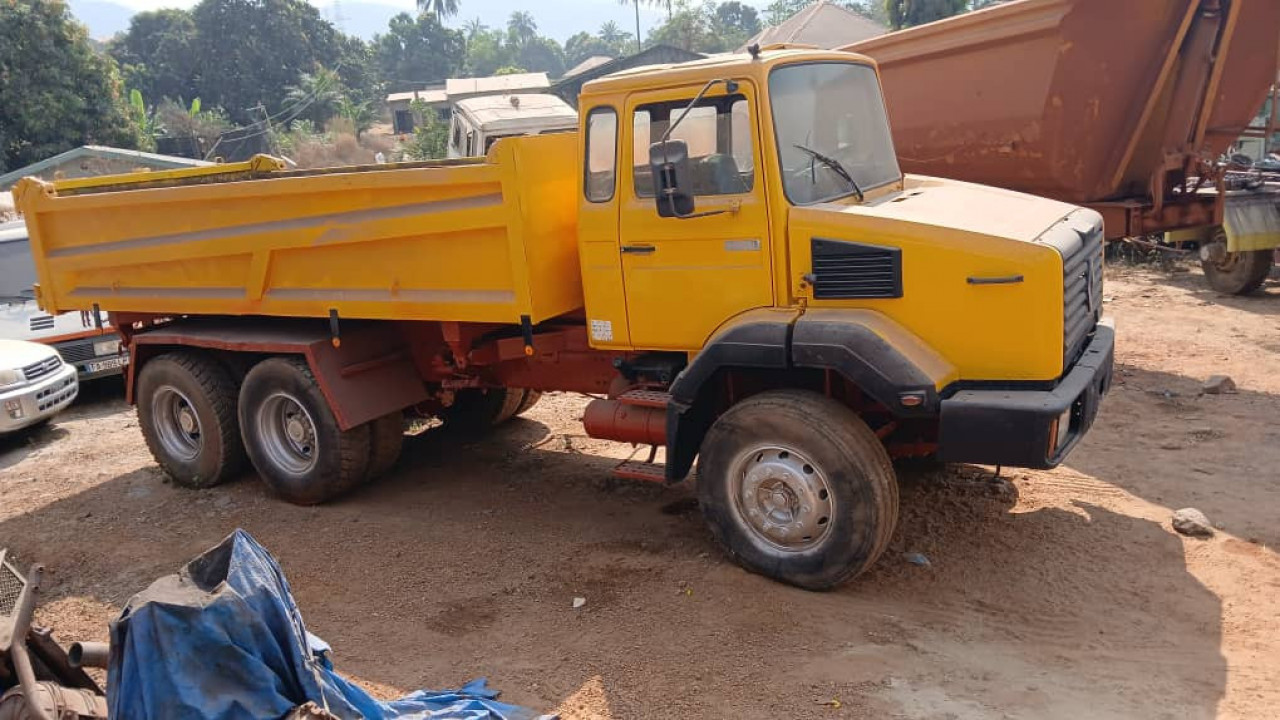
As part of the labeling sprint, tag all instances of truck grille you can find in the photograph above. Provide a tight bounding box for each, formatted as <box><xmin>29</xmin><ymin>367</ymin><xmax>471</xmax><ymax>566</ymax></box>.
<box><xmin>56</xmin><ymin>341</ymin><xmax>97</xmax><ymax>365</ymax></box>
<box><xmin>1062</xmin><ymin>225</ymin><xmax>1104</xmax><ymax>369</ymax></box>
<box><xmin>22</xmin><ymin>355</ymin><xmax>62</xmax><ymax>382</ymax></box>
<box><xmin>810</xmin><ymin>238</ymin><xmax>903</xmax><ymax>299</ymax></box>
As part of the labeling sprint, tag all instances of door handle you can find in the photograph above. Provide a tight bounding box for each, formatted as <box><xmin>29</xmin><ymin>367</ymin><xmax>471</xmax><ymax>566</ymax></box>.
<box><xmin>620</xmin><ymin>245</ymin><xmax>656</xmax><ymax>255</ymax></box>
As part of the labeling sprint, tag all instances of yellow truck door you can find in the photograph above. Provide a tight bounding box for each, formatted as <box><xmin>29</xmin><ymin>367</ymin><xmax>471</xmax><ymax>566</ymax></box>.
<box><xmin>618</xmin><ymin>84</ymin><xmax>774</xmax><ymax>351</ymax></box>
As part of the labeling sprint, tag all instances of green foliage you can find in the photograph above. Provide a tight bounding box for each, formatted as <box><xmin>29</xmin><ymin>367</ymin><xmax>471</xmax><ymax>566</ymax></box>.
<box><xmin>648</xmin><ymin>1</ymin><xmax>762</xmax><ymax>53</ymax></box>
<box><xmin>284</xmin><ymin>68</ymin><xmax>344</xmax><ymax>125</ymax></box>
<box><xmin>155</xmin><ymin>98</ymin><xmax>231</xmax><ymax>145</ymax></box>
<box><xmin>416</xmin><ymin>0</ymin><xmax>459</xmax><ymax>20</ymax></box>
<box><xmin>885</xmin><ymin>0</ymin><xmax>968</xmax><ymax>30</ymax></box>
<box><xmin>109</xmin><ymin>8</ymin><xmax>197</xmax><ymax>104</ymax></box>
<box><xmin>374</xmin><ymin>12</ymin><xmax>466</xmax><ymax>91</ymax></box>
<box><xmin>189</xmin><ymin>0</ymin><xmax>345</xmax><ymax>125</ymax></box>
<box><xmin>0</xmin><ymin>0</ymin><xmax>137</xmax><ymax>173</ymax></box>
<box><xmin>403</xmin><ymin>98</ymin><xmax>449</xmax><ymax>160</ymax></box>
<box><xmin>336</xmin><ymin>97</ymin><xmax>377</xmax><ymax>137</ymax></box>
<box><xmin>127</xmin><ymin>88</ymin><xmax>162</xmax><ymax>152</ymax></box>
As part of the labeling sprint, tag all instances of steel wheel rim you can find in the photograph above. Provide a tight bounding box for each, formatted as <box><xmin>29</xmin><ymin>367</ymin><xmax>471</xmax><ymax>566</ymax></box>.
<box><xmin>728</xmin><ymin>445</ymin><xmax>835</xmax><ymax>552</ymax></box>
<box><xmin>257</xmin><ymin>392</ymin><xmax>319</xmax><ymax>476</ymax></box>
<box><xmin>151</xmin><ymin>386</ymin><xmax>203</xmax><ymax>462</ymax></box>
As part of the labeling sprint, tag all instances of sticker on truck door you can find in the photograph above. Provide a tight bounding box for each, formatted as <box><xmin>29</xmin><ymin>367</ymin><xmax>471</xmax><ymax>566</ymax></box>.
<box><xmin>590</xmin><ymin>319</ymin><xmax>613</xmax><ymax>342</ymax></box>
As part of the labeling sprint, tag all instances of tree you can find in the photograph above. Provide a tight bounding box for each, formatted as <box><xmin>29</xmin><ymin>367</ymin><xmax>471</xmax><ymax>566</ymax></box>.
<box><xmin>188</xmin><ymin>0</ymin><xmax>344</xmax><ymax>124</ymax></box>
<box><xmin>283</xmin><ymin>68</ymin><xmax>344</xmax><ymax>125</ymax></box>
<box><xmin>516</xmin><ymin>36</ymin><xmax>565</xmax><ymax>77</ymax></box>
<box><xmin>462</xmin><ymin>17</ymin><xmax>487</xmax><ymax>39</ymax></box>
<box><xmin>463</xmin><ymin>27</ymin><xmax>512</xmax><ymax>77</ymax></box>
<box><xmin>506</xmin><ymin>11</ymin><xmax>537</xmax><ymax>49</ymax></box>
<box><xmin>565</xmin><ymin>32</ymin><xmax>616</xmax><ymax>69</ymax></box>
<box><xmin>374</xmin><ymin>12</ymin><xmax>466</xmax><ymax>91</ymax></box>
<box><xmin>599</xmin><ymin>21</ymin><xmax>628</xmax><ymax>50</ymax></box>
<box><xmin>416</xmin><ymin>0</ymin><xmax>459</xmax><ymax>20</ymax></box>
<box><xmin>108</xmin><ymin>8</ymin><xmax>198</xmax><ymax>104</ymax></box>
<box><xmin>712</xmin><ymin>1</ymin><xmax>761</xmax><ymax>48</ymax></box>
<box><xmin>886</xmin><ymin>0</ymin><xmax>967</xmax><ymax>30</ymax></box>
<box><xmin>0</xmin><ymin>0</ymin><xmax>136</xmax><ymax>172</ymax></box>
<box><xmin>648</xmin><ymin>2</ymin><xmax>717</xmax><ymax>52</ymax></box>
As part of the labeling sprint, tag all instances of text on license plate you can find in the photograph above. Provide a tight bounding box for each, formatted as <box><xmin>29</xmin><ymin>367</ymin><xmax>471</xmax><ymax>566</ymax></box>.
<box><xmin>85</xmin><ymin>356</ymin><xmax>128</xmax><ymax>373</ymax></box>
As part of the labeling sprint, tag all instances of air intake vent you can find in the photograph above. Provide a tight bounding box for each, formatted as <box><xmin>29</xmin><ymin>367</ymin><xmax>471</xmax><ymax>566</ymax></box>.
<box><xmin>809</xmin><ymin>238</ymin><xmax>902</xmax><ymax>299</ymax></box>
<box><xmin>29</xmin><ymin>315</ymin><xmax>55</xmax><ymax>331</ymax></box>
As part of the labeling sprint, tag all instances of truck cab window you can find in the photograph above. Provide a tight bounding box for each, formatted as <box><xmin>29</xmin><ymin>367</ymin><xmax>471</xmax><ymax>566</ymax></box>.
<box><xmin>584</xmin><ymin>107</ymin><xmax>618</xmax><ymax>202</ymax></box>
<box><xmin>633</xmin><ymin>95</ymin><xmax>754</xmax><ymax>198</ymax></box>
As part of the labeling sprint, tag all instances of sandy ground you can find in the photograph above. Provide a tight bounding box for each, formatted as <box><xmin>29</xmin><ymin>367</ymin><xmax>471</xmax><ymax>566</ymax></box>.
<box><xmin>2</xmin><ymin>263</ymin><xmax>1278</xmax><ymax>719</ymax></box>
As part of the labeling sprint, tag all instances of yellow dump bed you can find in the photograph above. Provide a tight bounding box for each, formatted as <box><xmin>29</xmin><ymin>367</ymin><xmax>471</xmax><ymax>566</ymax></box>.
<box><xmin>14</xmin><ymin>133</ymin><xmax>582</xmax><ymax>325</ymax></box>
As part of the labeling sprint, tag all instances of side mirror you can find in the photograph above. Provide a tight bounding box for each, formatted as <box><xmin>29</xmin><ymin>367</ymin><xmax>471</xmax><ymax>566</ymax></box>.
<box><xmin>650</xmin><ymin>139</ymin><xmax>694</xmax><ymax>218</ymax></box>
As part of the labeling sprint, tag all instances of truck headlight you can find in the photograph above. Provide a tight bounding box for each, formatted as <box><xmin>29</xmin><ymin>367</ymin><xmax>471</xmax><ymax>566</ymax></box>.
<box><xmin>93</xmin><ymin>339</ymin><xmax>120</xmax><ymax>356</ymax></box>
<box><xmin>0</xmin><ymin>368</ymin><xmax>24</xmax><ymax>389</ymax></box>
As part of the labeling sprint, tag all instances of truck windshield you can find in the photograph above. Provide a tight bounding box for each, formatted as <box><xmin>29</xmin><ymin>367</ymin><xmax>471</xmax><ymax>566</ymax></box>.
<box><xmin>770</xmin><ymin>62</ymin><xmax>901</xmax><ymax>205</ymax></box>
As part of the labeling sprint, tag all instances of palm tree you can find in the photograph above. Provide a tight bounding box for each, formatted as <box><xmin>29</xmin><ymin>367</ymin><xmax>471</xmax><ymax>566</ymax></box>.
<box><xmin>463</xmin><ymin>17</ymin><xmax>486</xmax><ymax>40</ymax></box>
<box><xmin>617</xmin><ymin>0</ymin><xmax>642</xmax><ymax>53</ymax></box>
<box><xmin>598</xmin><ymin>20</ymin><xmax>626</xmax><ymax>47</ymax></box>
<box><xmin>416</xmin><ymin>0</ymin><xmax>459</xmax><ymax>20</ymax></box>
<box><xmin>507</xmin><ymin>10</ymin><xmax>537</xmax><ymax>49</ymax></box>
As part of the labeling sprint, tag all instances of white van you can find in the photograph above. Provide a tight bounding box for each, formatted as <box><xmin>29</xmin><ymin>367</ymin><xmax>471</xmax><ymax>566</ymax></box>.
<box><xmin>447</xmin><ymin>94</ymin><xmax>578</xmax><ymax>159</ymax></box>
<box><xmin>0</xmin><ymin>220</ymin><xmax>129</xmax><ymax>380</ymax></box>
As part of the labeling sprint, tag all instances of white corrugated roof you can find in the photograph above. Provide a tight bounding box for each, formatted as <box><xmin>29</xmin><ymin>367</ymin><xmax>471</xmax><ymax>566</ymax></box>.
<box><xmin>386</xmin><ymin>88</ymin><xmax>447</xmax><ymax>105</ymax></box>
<box><xmin>455</xmin><ymin>94</ymin><xmax>577</xmax><ymax>128</ymax></box>
<box><xmin>446</xmin><ymin>72</ymin><xmax>550</xmax><ymax>96</ymax></box>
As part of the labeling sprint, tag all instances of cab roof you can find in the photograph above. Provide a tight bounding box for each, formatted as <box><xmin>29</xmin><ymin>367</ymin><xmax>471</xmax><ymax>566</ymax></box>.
<box><xmin>580</xmin><ymin>47</ymin><xmax>877</xmax><ymax>98</ymax></box>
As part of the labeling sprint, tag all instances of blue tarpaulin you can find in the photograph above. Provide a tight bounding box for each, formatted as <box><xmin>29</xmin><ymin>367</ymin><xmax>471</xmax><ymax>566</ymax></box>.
<box><xmin>107</xmin><ymin>529</ymin><xmax>550</xmax><ymax>720</ymax></box>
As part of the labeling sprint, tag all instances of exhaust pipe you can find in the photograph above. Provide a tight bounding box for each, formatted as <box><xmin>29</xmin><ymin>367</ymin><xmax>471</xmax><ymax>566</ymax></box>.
<box><xmin>68</xmin><ymin>642</ymin><xmax>109</xmax><ymax>669</ymax></box>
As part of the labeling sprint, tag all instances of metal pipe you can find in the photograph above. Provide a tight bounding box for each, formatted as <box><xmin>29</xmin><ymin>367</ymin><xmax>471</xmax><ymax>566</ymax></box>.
<box><xmin>10</xmin><ymin>564</ymin><xmax>55</xmax><ymax>720</ymax></box>
<box><xmin>68</xmin><ymin>642</ymin><xmax>109</xmax><ymax>669</ymax></box>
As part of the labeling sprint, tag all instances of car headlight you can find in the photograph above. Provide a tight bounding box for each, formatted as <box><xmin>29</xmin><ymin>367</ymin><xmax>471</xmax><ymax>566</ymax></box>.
<box><xmin>0</xmin><ymin>368</ymin><xmax>24</xmax><ymax>389</ymax></box>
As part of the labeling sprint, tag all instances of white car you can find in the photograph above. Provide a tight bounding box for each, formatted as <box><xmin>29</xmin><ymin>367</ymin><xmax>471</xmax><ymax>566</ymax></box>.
<box><xmin>0</xmin><ymin>338</ymin><xmax>78</xmax><ymax>434</ymax></box>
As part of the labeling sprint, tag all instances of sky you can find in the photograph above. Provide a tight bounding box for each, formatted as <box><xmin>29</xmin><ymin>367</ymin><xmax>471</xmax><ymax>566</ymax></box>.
<box><xmin>104</xmin><ymin>0</ymin><xmax>779</xmax><ymax>43</ymax></box>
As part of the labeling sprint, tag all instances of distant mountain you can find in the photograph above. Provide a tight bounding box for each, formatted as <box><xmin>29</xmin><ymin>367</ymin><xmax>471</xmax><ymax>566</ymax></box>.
<box><xmin>67</xmin><ymin>0</ymin><xmax>134</xmax><ymax>40</ymax></box>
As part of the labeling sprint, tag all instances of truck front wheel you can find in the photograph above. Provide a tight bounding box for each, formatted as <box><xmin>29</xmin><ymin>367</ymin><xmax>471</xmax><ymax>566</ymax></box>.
<box><xmin>136</xmin><ymin>351</ymin><xmax>246</xmax><ymax>488</ymax></box>
<box><xmin>238</xmin><ymin>357</ymin><xmax>370</xmax><ymax>505</ymax></box>
<box><xmin>697</xmin><ymin>390</ymin><xmax>899</xmax><ymax>590</ymax></box>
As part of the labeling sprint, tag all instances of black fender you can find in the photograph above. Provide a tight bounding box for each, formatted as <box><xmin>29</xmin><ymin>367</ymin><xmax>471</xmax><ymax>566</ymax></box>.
<box><xmin>664</xmin><ymin>307</ymin><xmax>954</xmax><ymax>483</ymax></box>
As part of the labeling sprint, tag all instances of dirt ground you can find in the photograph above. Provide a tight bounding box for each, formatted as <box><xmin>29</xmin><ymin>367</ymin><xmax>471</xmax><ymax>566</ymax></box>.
<box><xmin>2</xmin><ymin>263</ymin><xmax>1278</xmax><ymax>719</ymax></box>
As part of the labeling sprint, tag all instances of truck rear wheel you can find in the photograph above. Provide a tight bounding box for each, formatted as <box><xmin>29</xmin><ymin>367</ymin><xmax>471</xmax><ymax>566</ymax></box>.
<box><xmin>366</xmin><ymin>411</ymin><xmax>405</xmax><ymax>482</ymax></box>
<box><xmin>1200</xmin><ymin>229</ymin><xmax>1274</xmax><ymax>294</ymax></box>
<box><xmin>697</xmin><ymin>390</ymin><xmax>899</xmax><ymax>590</ymax></box>
<box><xmin>136</xmin><ymin>351</ymin><xmax>246</xmax><ymax>488</ymax></box>
<box><xmin>238</xmin><ymin>357</ymin><xmax>369</xmax><ymax>505</ymax></box>
<box><xmin>440</xmin><ymin>387</ymin><xmax>525</xmax><ymax>433</ymax></box>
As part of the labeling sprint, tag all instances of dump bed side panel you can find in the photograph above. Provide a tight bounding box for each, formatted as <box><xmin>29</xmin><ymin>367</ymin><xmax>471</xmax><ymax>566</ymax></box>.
<box><xmin>16</xmin><ymin>133</ymin><xmax>583</xmax><ymax>326</ymax></box>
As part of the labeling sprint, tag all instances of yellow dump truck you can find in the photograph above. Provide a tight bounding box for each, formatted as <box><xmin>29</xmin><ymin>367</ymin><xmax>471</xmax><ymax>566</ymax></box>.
<box><xmin>15</xmin><ymin>47</ymin><xmax>1113</xmax><ymax>589</ymax></box>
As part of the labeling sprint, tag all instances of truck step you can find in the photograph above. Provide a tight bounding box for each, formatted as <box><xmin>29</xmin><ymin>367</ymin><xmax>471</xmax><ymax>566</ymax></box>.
<box><xmin>616</xmin><ymin>389</ymin><xmax>671</xmax><ymax>409</ymax></box>
<box><xmin>612</xmin><ymin>460</ymin><xmax>667</xmax><ymax>483</ymax></box>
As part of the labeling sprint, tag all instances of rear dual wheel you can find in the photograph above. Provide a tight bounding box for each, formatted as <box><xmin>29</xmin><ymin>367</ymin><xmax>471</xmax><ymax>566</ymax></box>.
<box><xmin>137</xmin><ymin>351</ymin><xmax>246</xmax><ymax>488</ymax></box>
<box><xmin>440</xmin><ymin>387</ymin><xmax>542</xmax><ymax>433</ymax></box>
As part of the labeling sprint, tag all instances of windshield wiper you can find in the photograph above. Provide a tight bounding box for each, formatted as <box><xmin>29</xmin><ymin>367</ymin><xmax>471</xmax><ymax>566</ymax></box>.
<box><xmin>793</xmin><ymin>143</ymin><xmax>864</xmax><ymax>202</ymax></box>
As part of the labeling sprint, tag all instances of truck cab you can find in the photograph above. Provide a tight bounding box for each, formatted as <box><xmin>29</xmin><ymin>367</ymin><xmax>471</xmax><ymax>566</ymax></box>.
<box><xmin>575</xmin><ymin>47</ymin><xmax>1113</xmax><ymax>509</ymax></box>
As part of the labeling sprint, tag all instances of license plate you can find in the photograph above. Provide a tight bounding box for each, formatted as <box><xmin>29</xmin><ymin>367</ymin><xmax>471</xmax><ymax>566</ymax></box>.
<box><xmin>85</xmin><ymin>356</ymin><xmax>128</xmax><ymax>373</ymax></box>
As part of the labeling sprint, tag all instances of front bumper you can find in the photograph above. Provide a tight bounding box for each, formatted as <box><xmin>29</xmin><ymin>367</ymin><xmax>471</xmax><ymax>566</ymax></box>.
<box><xmin>52</xmin><ymin>334</ymin><xmax>130</xmax><ymax>380</ymax></box>
<box><xmin>937</xmin><ymin>321</ymin><xmax>1114</xmax><ymax>469</ymax></box>
<box><xmin>0</xmin><ymin>362</ymin><xmax>79</xmax><ymax>434</ymax></box>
